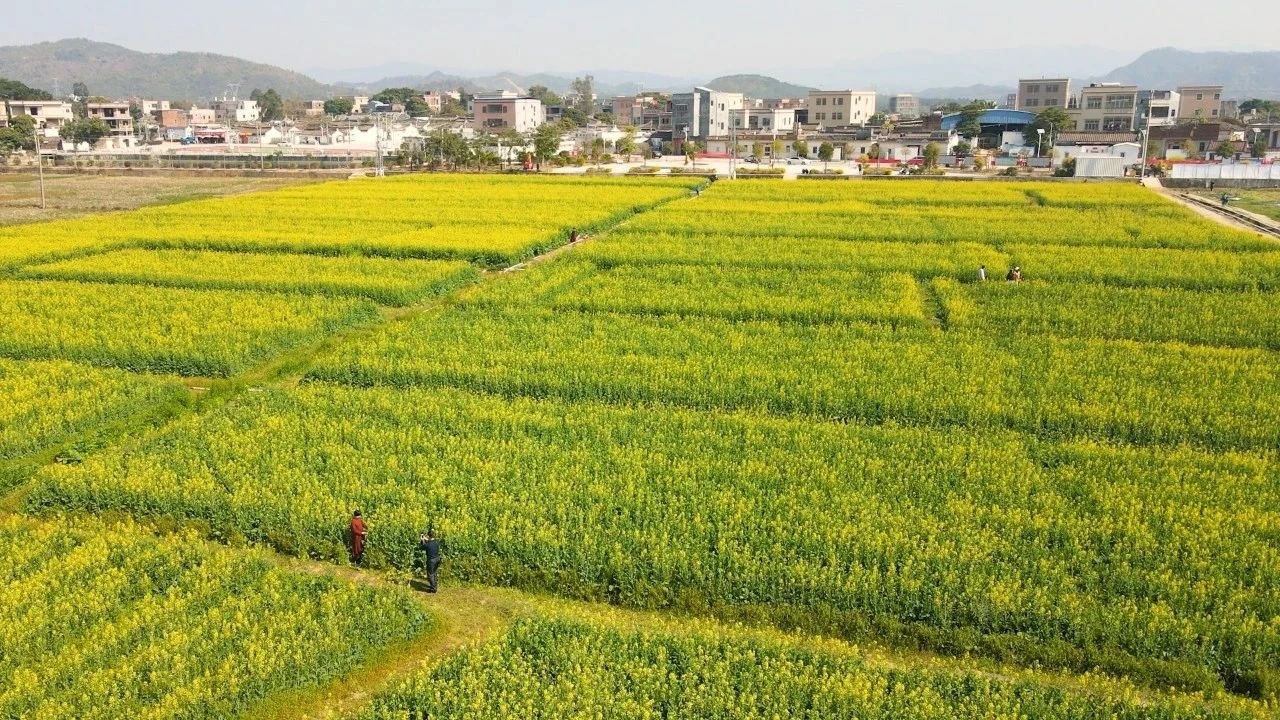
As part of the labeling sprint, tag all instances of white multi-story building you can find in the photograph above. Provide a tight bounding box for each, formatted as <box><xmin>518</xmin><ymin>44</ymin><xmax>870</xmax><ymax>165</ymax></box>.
<box><xmin>1070</xmin><ymin>83</ymin><xmax>1138</xmax><ymax>132</ymax></box>
<box><xmin>473</xmin><ymin>92</ymin><xmax>545</xmax><ymax>132</ymax></box>
<box><xmin>672</xmin><ymin>88</ymin><xmax>745</xmax><ymax>140</ymax></box>
<box><xmin>216</xmin><ymin>99</ymin><xmax>261</xmax><ymax>124</ymax></box>
<box><xmin>86</xmin><ymin>102</ymin><xmax>133</xmax><ymax>136</ymax></box>
<box><xmin>806</xmin><ymin>90</ymin><xmax>875</xmax><ymax>126</ymax></box>
<box><xmin>1136</xmin><ymin>90</ymin><xmax>1180</xmax><ymax>128</ymax></box>
<box><xmin>6</xmin><ymin>100</ymin><xmax>75</xmax><ymax>136</ymax></box>
<box><xmin>729</xmin><ymin>107</ymin><xmax>796</xmax><ymax>134</ymax></box>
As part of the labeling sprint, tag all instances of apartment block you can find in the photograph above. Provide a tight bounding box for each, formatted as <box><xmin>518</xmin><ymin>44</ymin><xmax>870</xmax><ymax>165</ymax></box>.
<box><xmin>421</xmin><ymin>91</ymin><xmax>444</xmax><ymax>114</ymax></box>
<box><xmin>1017</xmin><ymin>78</ymin><xmax>1071</xmax><ymax>111</ymax></box>
<box><xmin>1136</xmin><ymin>90</ymin><xmax>1180</xmax><ymax>127</ymax></box>
<box><xmin>729</xmin><ymin>107</ymin><xmax>796</xmax><ymax>134</ymax></box>
<box><xmin>86</xmin><ymin>102</ymin><xmax>134</xmax><ymax>136</ymax></box>
<box><xmin>807</xmin><ymin>90</ymin><xmax>875</xmax><ymax>126</ymax></box>
<box><xmin>1071</xmin><ymin>83</ymin><xmax>1138</xmax><ymax>132</ymax></box>
<box><xmin>473</xmin><ymin>92</ymin><xmax>545</xmax><ymax>132</ymax></box>
<box><xmin>1177</xmin><ymin>85</ymin><xmax>1223</xmax><ymax>120</ymax></box>
<box><xmin>672</xmin><ymin>88</ymin><xmax>744</xmax><ymax>139</ymax></box>
<box><xmin>6</xmin><ymin>100</ymin><xmax>75</xmax><ymax>136</ymax></box>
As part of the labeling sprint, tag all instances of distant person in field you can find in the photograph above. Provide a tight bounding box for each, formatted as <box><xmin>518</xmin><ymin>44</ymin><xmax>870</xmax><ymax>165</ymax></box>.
<box><xmin>349</xmin><ymin>510</ymin><xmax>367</xmax><ymax>565</ymax></box>
<box><xmin>420</xmin><ymin>530</ymin><xmax>442</xmax><ymax>593</ymax></box>
<box><xmin>569</xmin><ymin>229</ymin><xmax>579</xmax><ymax>243</ymax></box>
<box><xmin>977</xmin><ymin>265</ymin><xmax>987</xmax><ymax>282</ymax></box>
<box><xmin>1006</xmin><ymin>266</ymin><xmax>1022</xmax><ymax>283</ymax></box>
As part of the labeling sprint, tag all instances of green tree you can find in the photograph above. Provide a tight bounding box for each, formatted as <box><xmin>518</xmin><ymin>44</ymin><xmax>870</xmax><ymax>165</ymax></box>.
<box><xmin>955</xmin><ymin>103</ymin><xmax>985</xmax><ymax>140</ymax></box>
<box><xmin>923</xmin><ymin>142</ymin><xmax>940</xmax><ymax>169</ymax></box>
<box><xmin>373</xmin><ymin>87</ymin><xmax>418</xmax><ymax>105</ymax></box>
<box><xmin>532</xmin><ymin>123</ymin><xmax>562</xmax><ymax>169</ymax></box>
<box><xmin>818</xmin><ymin>141</ymin><xmax>834</xmax><ymax>170</ymax></box>
<box><xmin>0</xmin><ymin>114</ymin><xmax>37</xmax><ymax>153</ymax></box>
<box><xmin>1240</xmin><ymin>99</ymin><xmax>1280</xmax><ymax>119</ymax></box>
<box><xmin>251</xmin><ymin>89</ymin><xmax>284</xmax><ymax>122</ymax></box>
<box><xmin>868</xmin><ymin>142</ymin><xmax>881</xmax><ymax>160</ymax></box>
<box><xmin>792</xmin><ymin>138</ymin><xmax>808</xmax><ymax>158</ymax></box>
<box><xmin>0</xmin><ymin>78</ymin><xmax>54</xmax><ymax>101</ymax></box>
<box><xmin>616</xmin><ymin>127</ymin><xmax>636</xmax><ymax>160</ymax></box>
<box><xmin>71</xmin><ymin>81</ymin><xmax>89</xmax><ymax>100</ymax></box>
<box><xmin>751</xmin><ymin>141</ymin><xmax>764</xmax><ymax>159</ymax></box>
<box><xmin>1253</xmin><ymin>135</ymin><xmax>1269</xmax><ymax>158</ymax></box>
<box><xmin>570</xmin><ymin>75</ymin><xmax>595</xmax><ymax>115</ymax></box>
<box><xmin>561</xmin><ymin>107</ymin><xmax>589</xmax><ymax>127</ymax></box>
<box><xmin>589</xmin><ymin>137</ymin><xmax>607</xmax><ymax>167</ymax></box>
<box><xmin>770</xmin><ymin>139</ymin><xmax>784</xmax><ymax>167</ymax></box>
<box><xmin>1214</xmin><ymin>140</ymin><xmax>1236</xmax><ymax>159</ymax></box>
<box><xmin>527</xmin><ymin>85</ymin><xmax>562</xmax><ymax>107</ymax></box>
<box><xmin>1023</xmin><ymin>106</ymin><xmax>1072</xmax><ymax>147</ymax></box>
<box><xmin>324</xmin><ymin>98</ymin><xmax>355</xmax><ymax>116</ymax></box>
<box><xmin>955</xmin><ymin>140</ymin><xmax>972</xmax><ymax>156</ymax></box>
<box><xmin>59</xmin><ymin>117</ymin><xmax>110</xmax><ymax>149</ymax></box>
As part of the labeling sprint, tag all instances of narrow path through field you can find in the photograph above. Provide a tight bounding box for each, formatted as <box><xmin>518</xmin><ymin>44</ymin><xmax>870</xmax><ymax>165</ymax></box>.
<box><xmin>246</xmin><ymin>549</ymin><xmax>1226</xmax><ymax>719</ymax></box>
<box><xmin>1145</xmin><ymin>177</ymin><xmax>1280</xmax><ymax>238</ymax></box>
<box><xmin>250</xmin><ymin>555</ymin><xmax>532</xmax><ymax>720</ymax></box>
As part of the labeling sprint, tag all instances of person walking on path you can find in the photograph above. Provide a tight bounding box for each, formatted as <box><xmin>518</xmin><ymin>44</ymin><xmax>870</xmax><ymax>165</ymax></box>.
<box><xmin>977</xmin><ymin>265</ymin><xmax>987</xmax><ymax>282</ymax></box>
<box><xmin>420</xmin><ymin>530</ymin><xmax>442</xmax><ymax>593</ymax></box>
<box><xmin>349</xmin><ymin>511</ymin><xmax>367</xmax><ymax>565</ymax></box>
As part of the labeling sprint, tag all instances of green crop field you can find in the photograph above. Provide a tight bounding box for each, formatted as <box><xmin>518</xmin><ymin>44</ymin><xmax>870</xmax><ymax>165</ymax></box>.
<box><xmin>0</xmin><ymin>174</ymin><xmax>1277</xmax><ymax>718</ymax></box>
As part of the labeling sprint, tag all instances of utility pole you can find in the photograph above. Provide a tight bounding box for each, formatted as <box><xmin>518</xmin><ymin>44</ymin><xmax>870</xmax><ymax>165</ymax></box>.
<box><xmin>728</xmin><ymin>115</ymin><xmax>737</xmax><ymax>180</ymax></box>
<box><xmin>33</xmin><ymin>123</ymin><xmax>46</xmax><ymax>210</ymax></box>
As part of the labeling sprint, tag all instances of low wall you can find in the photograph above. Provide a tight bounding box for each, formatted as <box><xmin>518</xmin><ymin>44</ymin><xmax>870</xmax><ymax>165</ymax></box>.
<box><xmin>1162</xmin><ymin>178</ymin><xmax>1280</xmax><ymax>189</ymax></box>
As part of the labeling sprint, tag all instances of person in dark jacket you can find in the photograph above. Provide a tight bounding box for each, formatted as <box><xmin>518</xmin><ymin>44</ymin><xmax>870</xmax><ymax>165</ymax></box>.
<box><xmin>349</xmin><ymin>511</ymin><xmax>367</xmax><ymax>565</ymax></box>
<box><xmin>420</xmin><ymin>530</ymin><xmax>442</xmax><ymax>593</ymax></box>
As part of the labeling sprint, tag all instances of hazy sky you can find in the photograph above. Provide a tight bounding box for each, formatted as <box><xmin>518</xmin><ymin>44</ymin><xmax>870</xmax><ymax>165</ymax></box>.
<box><xmin>4</xmin><ymin>0</ymin><xmax>1278</xmax><ymax>78</ymax></box>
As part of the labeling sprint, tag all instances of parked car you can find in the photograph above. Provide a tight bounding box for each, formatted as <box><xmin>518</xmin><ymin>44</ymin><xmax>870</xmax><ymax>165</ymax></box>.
<box><xmin>743</xmin><ymin>155</ymin><xmax>760</xmax><ymax>164</ymax></box>
<box><xmin>786</xmin><ymin>157</ymin><xmax>809</xmax><ymax>165</ymax></box>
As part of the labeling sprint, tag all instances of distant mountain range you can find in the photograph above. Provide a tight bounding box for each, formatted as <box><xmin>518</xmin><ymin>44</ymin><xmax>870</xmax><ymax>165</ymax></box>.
<box><xmin>1100</xmin><ymin>47</ymin><xmax>1280</xmax><ymax>98</ymax></box>
<box><xmin>1</xmin><ymin>39</ymin><xmax>1277</xmax><ymax>106</ymax></box>
<box><xmin>704</xmin><ymin>74</ymin><xmax>815</xmax><ymax>98</ymax></box>
<box><xmin>0</xmin><ymin>39</ymin><xmax>327</xmax><ymax>100</ymax></box>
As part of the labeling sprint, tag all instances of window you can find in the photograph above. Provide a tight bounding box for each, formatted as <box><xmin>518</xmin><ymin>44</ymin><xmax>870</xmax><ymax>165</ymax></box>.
<box><xmin>1084</xmin><ymin>120</ymin><xmax>1100</xmax><ymax>131</ymax></box>
<box><xmin>817</xmin><ymin>98</ymin><xmax>827</xmax><ymax>106</ymax></box>
<box><xmin>833</xmin><ymin>112</ymin><xmax>843</xmax><ymax>120</ymax></box>
<box><xmin>1086</xmin><ymin>97</ymin><xmax>1102</xmax><ymax>109</ymax></box>
<box><xmin>816</xmin><ymin>112</ymin><xmax>826</xmax><ymax>120</ymax></box>
<box><xmin>1046</xmin><ymin>84</ymin><xmax>1059</xmax><ymax>92</ymax></box>
<box><xmin>1214</xmin><ymin>92</ymin><xmax>1221</xmax><ymax>100</ymax></box>
<box><xmin>1026</xmin><ymin>99</ymin><xmax>1040</xmax><ymax>107</ymax></box>
<box><xmin>836</xmin><ymin>97</ymin><xmax>844</xmax><ymax>105</ymax></box>
<box><xmin>1027</xmin><ymin>84</ymin><xmax>1041</xmax><ymax>93</ymax></box>
<box><xmin>1196</xmin><ymin>93</ymin><xmax>1203</xmax><ymax>100</ymax></box>
<box><xmin>1044</xmin><ymin>99</ymin><xmax>1058</xmax><ymax>106</ymax></box>
<box><xmin>1211</xmin><ymin>109</ymin><xmax>1219</xmax><ymax>117</ymax></box>
<box><xmin>1198</xmin><ymin>142</ymin><xmax>1207</xmax><ymax>152</ymax></box>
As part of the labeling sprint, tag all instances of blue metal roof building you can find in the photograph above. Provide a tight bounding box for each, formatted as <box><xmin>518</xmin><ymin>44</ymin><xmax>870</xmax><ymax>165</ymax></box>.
<box><xmin>939</xmin><ymin>109</ymin><xmax>1038</xmax><ymax>131</ymax></box>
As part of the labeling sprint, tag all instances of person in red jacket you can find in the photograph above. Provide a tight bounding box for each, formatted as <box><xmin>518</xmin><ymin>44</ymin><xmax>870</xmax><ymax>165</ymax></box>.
<box><xmin>349</xmin><ymin>510</ymin><xmax>367</xmax><ymax>565</ymax></box>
